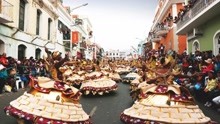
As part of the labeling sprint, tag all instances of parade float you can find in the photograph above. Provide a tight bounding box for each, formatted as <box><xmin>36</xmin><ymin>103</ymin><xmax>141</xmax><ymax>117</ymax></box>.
<box><xmin>121</xmin><ymin>54</ymin><xmax>213</xmax><ymax>124</ymax></box>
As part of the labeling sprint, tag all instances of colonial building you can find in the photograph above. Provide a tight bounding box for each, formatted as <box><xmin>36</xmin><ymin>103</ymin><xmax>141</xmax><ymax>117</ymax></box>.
<box><xmin>147</xmin><ymin>0</ymin><xmax>187</xmax><ymax>54</ymax></box>
<box><xmin>0</xmin><ymin>0</ymin><xmax>59</xmax><ymax>60</ymax></box>
<box><xmin>176</xmin><ymin>0</ymin><xmax>220</xmax><ymax>55</ymax></box>
<box><xmin>105</xmin><ymin>50</ymin><xmax>121</xmax><ymax>60</ymax></box>
<box><xmin>90</xmin><ymin>43</ymin><xmax>104</xmax><ymax>60</ymax></box>
<box><xmin>0</xmin><ymin>0</ymin><xmax>94</xmax><ymax>60</ymax></box>
<box><xmin>105</xmin><ymin>50</ymin><xmax>134</xmax><ymax>60</ymax></box>
<box><xmin>71</xmin><ymin>15</ymin><xmax>93</xmax><ymax>59</ymax></box>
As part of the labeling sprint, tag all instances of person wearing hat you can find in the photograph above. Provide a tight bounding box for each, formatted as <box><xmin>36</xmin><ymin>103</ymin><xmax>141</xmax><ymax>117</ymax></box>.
<box><xmin>159</xmin><ymin>43</ymin><xmax>165</xmax><ymax>55</ymax></box>
<box><xmin>202</xmin><ymin>58</ymin><xmax>214</xmax><ymax>74</ymax></box>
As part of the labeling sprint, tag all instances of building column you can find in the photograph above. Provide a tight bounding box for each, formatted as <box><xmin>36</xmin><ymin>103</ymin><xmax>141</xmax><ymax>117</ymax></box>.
<box><xmin>172</xmin><ymin>3</ymin><xmax>179</xmax><ymax>52</ymax></box>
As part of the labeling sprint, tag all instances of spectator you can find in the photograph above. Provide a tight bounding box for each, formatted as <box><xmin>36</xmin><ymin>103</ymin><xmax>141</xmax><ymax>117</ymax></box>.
<box><xmin>211</xmin><ymin>71</ymin><xmax>220</xmax><ymax>111</ymax></box>
<box><xmin>202</xmin><ymin>58</ymin><xmax>214</xmax><ymax>74</ymax></box>
<box><xmin>0</xmin><ymin>53</ymin><xmax>8</xmax><ymax>67</ymax></box>
<box><xmin>6</xmin><ymin>67</ymin><xmax>17</xmax><ymax>92</ymax></box>
<box><xmin>159</xmin><ymin>43</ymin><xmax>165</xmax><ymax>55</ymax></box>
<box><xmin>182</xmin><ymin>57</ymin><xmax>190</xmax><ymax>74</ymax></box>
<box><xmin>214</xmin><ymin>55</ymin><xmax>220</xmax><ymax>72</ymax></box>
<box><xmin>0</xmin><ymin>64</ymin><xmax>7</xmax><ymax>94</ymax></box>
<box><xmin>203</xmin><ymin>71</ymin><xmax>218</xmax><ymax>107</ymax></box>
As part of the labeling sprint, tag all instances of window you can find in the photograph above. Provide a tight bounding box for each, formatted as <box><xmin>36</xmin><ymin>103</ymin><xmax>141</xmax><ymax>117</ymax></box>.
<box><xmin>36</xmin><ymin>9</ymin><xmax>42</xmax><ymax>35</ymax></box>
<box><xmin>18</xmin><ymin>44</ymin><xmax>27</xmax><ymax>60</ymax></box>
<box><xmin>113</xmin><ymin>53</ymin><xmax>115</xmax><ymax>56</ymax></box>
<box><xmin>58</xmin><ymin>20</ymin><xmax>70</xmax><ymax>40</ymax></box>
<box><xmin>35</xmin><ymin>48</ymin><xmax>41</xmax><ymax>60</ymax></box>
<box><xmin>192</xmin><ymin>40</ymin><xmax>200</xmax><ymax>53</ymax></box>
<box><xmin>19</xmin><ymin>0</ymin><xmax>26</xmax><ymax>31</ymax></box>
<box><xmin>48</xmin><ymin>18</ymin><xmax>52</xmax><ymax>40</ymax></box>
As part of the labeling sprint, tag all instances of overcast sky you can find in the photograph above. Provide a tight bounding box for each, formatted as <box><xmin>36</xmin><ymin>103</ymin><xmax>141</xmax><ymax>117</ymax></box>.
<box><xmin>62</xmin><ymin>0</ymin><xmax>158</xmax><ymax>51</ymax></box>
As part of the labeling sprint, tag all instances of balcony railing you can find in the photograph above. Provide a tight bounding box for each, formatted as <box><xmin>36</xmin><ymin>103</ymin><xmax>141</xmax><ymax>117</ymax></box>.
<box><xmin>150</xmin><ymin>36</ymin><xmax>162</xmax><ymax>43</ymax></box>
<box><xmin>0</xmin><ymin>0</ymin><xmax>13</xmax><ymax>23</ymax></box>
<box><xmin>155</xmin><ymin>26</ymin><xmax>169</xmax><ymax>36</ymax></box>
<box><xmin>177</xmin><ymin>0</ymin><xmax>216</xmax><ymax>30</ymax></box>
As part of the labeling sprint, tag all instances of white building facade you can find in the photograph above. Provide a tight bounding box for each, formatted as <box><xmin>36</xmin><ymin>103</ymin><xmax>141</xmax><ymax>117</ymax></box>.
<box><xmin>105</xmin><ymin>50</ymin><xmax>120</xmax><ymax>60</ymax></box>
<box><xmin>0</xmin><ymin>0</ymin><xmax>59</xmax><ymax>60</ymax></box>
<box><xmin>71</xmin><ymin>15</ymin><xmax>93</xmax><ymax>59</ymax></box>
<box><xmin>0</xmin><ymin>0</ymin><xmax>94</xmax><ymax>60</ymax></box>
<box><xmin>105</xmin><ymin>50</ymin><xmax>129</xmax><ymax>60</ymax></box>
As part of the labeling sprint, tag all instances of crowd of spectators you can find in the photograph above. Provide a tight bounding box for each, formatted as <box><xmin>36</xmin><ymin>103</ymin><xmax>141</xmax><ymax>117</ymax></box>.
<box><xmin>0</xmin><ymin>53</ymin><xmax>48</xmax><ymax>93</ymax></box>
<box><xmin>174</xmin><ymin>0</ymin><xmax>198</xmax><ymax>23</ymax></box>
<box><xmin>145</xmin><ymin>49</ymin><xmax>220</xmax><ymax>113</ymax></box>
<box><xmin>1</xmin><ymin>48</ymin><xmax>220</xmax><ymax>113</ymax></box>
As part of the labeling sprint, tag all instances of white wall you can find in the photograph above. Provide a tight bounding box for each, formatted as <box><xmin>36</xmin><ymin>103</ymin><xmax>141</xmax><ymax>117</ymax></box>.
<box><xmin>0</xmin><ymin>0</ymin><xmax>58</xmax><ymax>59</ymax></box>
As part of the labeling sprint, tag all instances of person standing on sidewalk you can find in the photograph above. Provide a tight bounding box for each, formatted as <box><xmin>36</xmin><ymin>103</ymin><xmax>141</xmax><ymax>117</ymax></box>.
<box><xmin>159</xmin><ymin>43</ymin><xmax>165</xmax><ymax>55</ymax></box>
<box><xmin>0</xmin><ymin>53</ymin><xmax>8</xmax><ymax>93</ymax></box>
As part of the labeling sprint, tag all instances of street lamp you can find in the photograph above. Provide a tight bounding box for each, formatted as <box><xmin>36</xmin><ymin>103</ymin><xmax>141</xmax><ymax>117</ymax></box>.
<box><xmin>69</xmin><ymin>3</ymin><xmax>88</xmax><ymax>57</ymax></box>
<box><xmin>71</xmin><ymin>3</ymin><xmax>88</xmax><ymax>11</ymax></box>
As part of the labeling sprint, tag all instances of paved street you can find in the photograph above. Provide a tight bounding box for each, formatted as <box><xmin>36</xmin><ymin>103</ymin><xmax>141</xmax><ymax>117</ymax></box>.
<box><xmin>80</xmin><ymin>83</ymin><xmax>133</xmax><ymax>124</ymax></box>
<box><xmin>0</xmin><ymin>83</ymin><xmax>220</xmax><ymax>124</ymax></box>
<box><xmin>0</xmin><ymin>83</ymin><xmax>133</xmax><ymax>124</ymax></box>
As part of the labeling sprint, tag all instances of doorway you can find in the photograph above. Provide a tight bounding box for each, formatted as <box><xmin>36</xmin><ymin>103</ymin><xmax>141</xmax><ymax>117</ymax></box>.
<box><xmin>18</xmin><ymin>44</ymin><xmax>27</xmax><ymax>60</ymax></box>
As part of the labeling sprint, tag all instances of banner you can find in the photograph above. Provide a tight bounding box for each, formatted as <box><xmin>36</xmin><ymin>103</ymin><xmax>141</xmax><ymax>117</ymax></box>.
<box><xmin>71</xmin><ymin>31</ymin><xmax>79</xmax><ymax>43</ymax></box>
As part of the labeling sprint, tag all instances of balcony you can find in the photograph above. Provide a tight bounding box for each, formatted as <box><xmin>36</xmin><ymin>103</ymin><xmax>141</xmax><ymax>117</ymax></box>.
<box><xmin>177</xmin><ymin>0</ymin><xmax>220</xmax><ymax>34</ymax></box>
<box><xmin>155</xmin><ymin>27</ymin><xmax>169</xmax><ymax>36</ymax></box>
<box><xmin>151</xmin><ymin>37</ymin><xmax>162</xmax><ymax>43</ymax></box>
<box><xmin>152</xmin><ymin>0</ymin><xmax>185</xmax><ymax>29</ymax></box>
<box><xmin>0</xmin><ymin>0</ymin><xmax>13</xmax><ymax>23</ymax></box>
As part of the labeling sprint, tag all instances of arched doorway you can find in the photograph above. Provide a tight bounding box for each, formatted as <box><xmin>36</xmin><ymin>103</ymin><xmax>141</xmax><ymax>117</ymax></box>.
<box><xmin>18</xmin><ymin>44</ymin><xmax>27</xmax><ymax>60</ymax></box>
<box><xmin>213</xmin><ymin>31</ymin><xmax>220</xmax><ymax>55</ymax></box>
<box><xmin>0</xmin><ymin>39</ymin><xmax>5</xmax><ymax>54</ymax></box>
<box><xmin>192</xmin><ymin>40</ymin><xmax>200</xmax><ymax>54</ymax></box>
<box><xmin>35</xmin><ymin>48</ymin><xmax>41</xmax><ymax>60</ymax></box>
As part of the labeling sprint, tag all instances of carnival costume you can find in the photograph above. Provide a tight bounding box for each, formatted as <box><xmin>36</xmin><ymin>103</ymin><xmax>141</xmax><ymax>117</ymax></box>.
<box><xmin>121</xmin><ymin>53</ymin><xmax>212</xmax><ymax>124</ymax></box>
<box><xmin>4</xmin><ymin>49</ymin><xmax>91</xmax><ymax>124</ymax></box>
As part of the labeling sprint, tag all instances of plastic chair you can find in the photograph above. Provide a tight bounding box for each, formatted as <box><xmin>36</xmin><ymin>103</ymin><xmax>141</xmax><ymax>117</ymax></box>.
<box><xmin>16</xmin><ymin>76</ymin><xmax>24</xmax><ymax>90</ymax></box>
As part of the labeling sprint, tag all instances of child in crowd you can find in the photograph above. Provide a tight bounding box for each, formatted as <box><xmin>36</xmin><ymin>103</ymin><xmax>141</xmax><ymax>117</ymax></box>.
<box><xmin>203</xmin><ymin>70</ymin><xmax>218</xmax><ymax>107</ymax></box>
<box><xmin>211</xmin><ymin>71</ymin><xmax>220</xmax><ymax>111</ymax></box>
